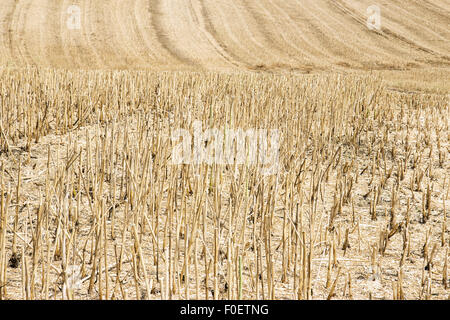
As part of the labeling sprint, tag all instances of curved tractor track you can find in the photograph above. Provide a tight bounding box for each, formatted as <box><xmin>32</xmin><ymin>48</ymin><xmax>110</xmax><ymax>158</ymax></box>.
<box><xmin>0</xmin><ymin>0</ymin><xmax>448</xmax><ymax>72</ymax></box>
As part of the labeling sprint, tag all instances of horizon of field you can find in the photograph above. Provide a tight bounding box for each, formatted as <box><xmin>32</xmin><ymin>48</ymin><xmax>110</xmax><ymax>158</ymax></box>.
<box><xmin>0</xmin><ymin>0</ymin><xmax>449</xmax><ymax>92</ymax></box>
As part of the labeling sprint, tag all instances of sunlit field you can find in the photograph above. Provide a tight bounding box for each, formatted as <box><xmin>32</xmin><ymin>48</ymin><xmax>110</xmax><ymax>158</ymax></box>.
<box><xmin>0</xmin><ymin>1</ymin><xmax>448</xmax><ymax>300</ymax></box>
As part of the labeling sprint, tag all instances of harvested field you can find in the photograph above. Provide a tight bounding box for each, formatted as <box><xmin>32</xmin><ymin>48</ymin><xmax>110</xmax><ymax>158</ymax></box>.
<box><xmin>0</xmin><ymin>1</ymin><xmax>448</xmax><ymax>300</ymax></box>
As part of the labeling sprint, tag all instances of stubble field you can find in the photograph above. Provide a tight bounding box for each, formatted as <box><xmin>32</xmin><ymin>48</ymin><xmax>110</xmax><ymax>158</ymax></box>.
<box><xmin>0</xmin><ymin>1</ymin><xmax>449</xmax><ymax>300</ymax></box>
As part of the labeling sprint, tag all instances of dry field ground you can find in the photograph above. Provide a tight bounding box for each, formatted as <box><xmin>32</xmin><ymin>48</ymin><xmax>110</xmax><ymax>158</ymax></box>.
<box><xmin>0</xmin><ymin>1</ymin><xmax>449</xmax><ymax>300</ymax></box>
